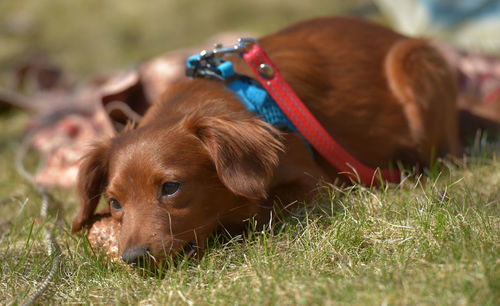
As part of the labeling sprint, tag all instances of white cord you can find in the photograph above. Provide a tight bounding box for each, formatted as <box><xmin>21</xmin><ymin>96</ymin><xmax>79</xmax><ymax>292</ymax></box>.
<box><xmin>14</xmin><ymin>130</ymin><xmax>60</xmax><ymax>306</ymax></box>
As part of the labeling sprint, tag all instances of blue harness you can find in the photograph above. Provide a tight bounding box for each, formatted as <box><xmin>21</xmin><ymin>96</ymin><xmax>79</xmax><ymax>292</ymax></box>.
<box><xmin>186</xmin><ymin>54</ymin><xmax>298</xmax><ymax>133</ymax></box>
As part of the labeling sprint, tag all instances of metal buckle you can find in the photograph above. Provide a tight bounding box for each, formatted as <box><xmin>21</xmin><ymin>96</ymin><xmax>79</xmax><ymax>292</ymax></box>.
<box><xmin>186</xmin><ymin>38</ymin><xmax>258</xmax><ymax>80</ymax></box>
<box><xmin>199</xmin><ymin>37</ymin><xmax>258</xmax><ymax>61</ymax></box>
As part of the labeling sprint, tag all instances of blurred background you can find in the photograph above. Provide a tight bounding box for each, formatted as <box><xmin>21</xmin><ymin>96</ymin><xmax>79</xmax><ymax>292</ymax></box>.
<box><xmin>1</xmin><ymin>0</ymin><xmax>499</xmax><ymax>86</ymax></box>
<box><xmin>0</xmin><ymin>0</ymin><xmax>372</xmax><ymax>84</ymax></box>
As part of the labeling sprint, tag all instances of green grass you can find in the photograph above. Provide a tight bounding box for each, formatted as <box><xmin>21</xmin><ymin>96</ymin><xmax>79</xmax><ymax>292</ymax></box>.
<box><xmin>1</xmin><ymin>108</ymin><xmax>499</xmax><ymax>305</ymax></box>
<box><xmin>1</xmin><ymin>1</ymin><xmax>499</xmax><ymax>305</ymax></box>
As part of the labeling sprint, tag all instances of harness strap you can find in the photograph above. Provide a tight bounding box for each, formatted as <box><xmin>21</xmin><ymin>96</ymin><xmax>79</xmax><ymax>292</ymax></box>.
<box><xmin>242</xmin><ymin>44</ymin><xmax>400</xmax><ymax>185</ymax></box>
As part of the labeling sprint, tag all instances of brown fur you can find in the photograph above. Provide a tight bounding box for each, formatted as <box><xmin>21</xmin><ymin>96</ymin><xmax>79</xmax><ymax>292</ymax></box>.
<box><xmin>72</xmin><ymin>17</ymin><xmax>459</xmax><ymax>262</ymax></box>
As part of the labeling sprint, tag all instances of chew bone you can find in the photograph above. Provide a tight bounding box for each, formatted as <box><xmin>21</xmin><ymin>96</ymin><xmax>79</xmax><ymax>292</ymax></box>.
<box><xmin>87</xmin><ymin>213</ymin><xmax>121</xmax><ymax>261</ymax></box>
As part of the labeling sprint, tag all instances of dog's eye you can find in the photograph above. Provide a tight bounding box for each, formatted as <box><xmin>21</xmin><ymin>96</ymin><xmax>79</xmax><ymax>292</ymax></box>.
<box><xmin>161</xmin><ymin>182</ymin><xmax>181</xmax><ymax>197</ymax></box>
<box><xmin>110</xmin><ymin>199</ymin><xmax>122</xmax><ymax>210</ymax></box>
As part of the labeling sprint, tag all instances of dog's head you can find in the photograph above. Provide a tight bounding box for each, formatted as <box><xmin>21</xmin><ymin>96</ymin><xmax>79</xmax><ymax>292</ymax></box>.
<box><xmin>72</xmin><ymin>111</ymin><xmax>283</xmax><ymax>265</ymax></box>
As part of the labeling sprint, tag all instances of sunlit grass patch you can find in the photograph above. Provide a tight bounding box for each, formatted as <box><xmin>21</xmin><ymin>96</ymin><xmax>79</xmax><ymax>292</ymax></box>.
<box><xmin>0</xmin><ymin>1</ymin><xmax>499</xmax><ymax>304</ymax></box>
<box><xmin>1</xmin><ymin>118</ymin><xmax>499</xmax><ymax>303</ymax></box>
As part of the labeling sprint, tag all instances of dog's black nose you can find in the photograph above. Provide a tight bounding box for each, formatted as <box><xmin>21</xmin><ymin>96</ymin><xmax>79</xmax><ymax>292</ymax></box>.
<box><xmin>121</xmin><ymin>247</ymin><xmax>150</xmax><ymax>266</ymax></box>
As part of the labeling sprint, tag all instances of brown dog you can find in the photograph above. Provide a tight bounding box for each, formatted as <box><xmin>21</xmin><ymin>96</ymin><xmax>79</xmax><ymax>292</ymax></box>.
<box><xmin>72</xmin><ymin>17</ymin><xmax>459</xmax><ymax>265</ymax></box>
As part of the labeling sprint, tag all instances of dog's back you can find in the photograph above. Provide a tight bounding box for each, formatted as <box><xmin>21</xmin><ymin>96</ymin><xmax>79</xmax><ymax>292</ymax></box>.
<box><xmin>232</xmin><ymin>17</ymin><xmax>459</xmax><ymax>172</ymax></box>
<box><xmin>74</xmin><ymin>17</ymin><xmax>460</xmax><ymax>264</ymax></box>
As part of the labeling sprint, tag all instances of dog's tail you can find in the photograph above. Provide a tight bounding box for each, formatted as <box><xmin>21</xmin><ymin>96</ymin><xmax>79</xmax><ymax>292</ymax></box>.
<box><xmin>385</xmin><ymin>38</ymin><xmax>461</xmax><ymax>162</ymax></box>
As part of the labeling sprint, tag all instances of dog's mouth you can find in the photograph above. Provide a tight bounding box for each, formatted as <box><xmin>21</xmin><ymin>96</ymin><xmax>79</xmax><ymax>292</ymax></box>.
<box><xmin>122</xmin><ymin>241</ymin><xmax>199</xmax><ymax>271</ymax></box>
<box><xmin>180</xmin><ymin>240</ymin><xmax>198</xmax><ymax>259</ymax></box>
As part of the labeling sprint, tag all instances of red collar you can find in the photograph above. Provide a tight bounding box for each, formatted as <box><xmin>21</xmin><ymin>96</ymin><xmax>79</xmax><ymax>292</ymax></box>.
<box><xmin>186</xmin><ymin>39</ymin><xmax>400</xmax><ymax>186</ymax></box>
<box><xmin>242</xmin><ymin>43</ymin><xmax>400</xmax><ymax>186</ymax></box>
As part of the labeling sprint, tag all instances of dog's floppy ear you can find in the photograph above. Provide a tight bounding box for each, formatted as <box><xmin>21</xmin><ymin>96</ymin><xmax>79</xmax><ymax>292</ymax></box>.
<box><xmin>185</xmin><ymin>116</ymin><xmax>284</xmax><ymax>199</ymax></box>
<box><xmin>72</xmin><ymin>141</ymin><xmax>110</xmax><ymax>232</ymax></box>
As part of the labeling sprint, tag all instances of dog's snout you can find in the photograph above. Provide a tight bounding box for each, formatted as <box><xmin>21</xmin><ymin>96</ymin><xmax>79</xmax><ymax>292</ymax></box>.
<box><xmin>121</xmin><ymin>247</ymin><xmax>151</xmax><ymax>266</ymax></box>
